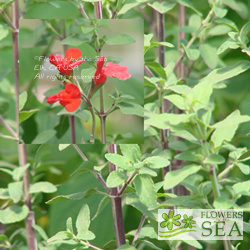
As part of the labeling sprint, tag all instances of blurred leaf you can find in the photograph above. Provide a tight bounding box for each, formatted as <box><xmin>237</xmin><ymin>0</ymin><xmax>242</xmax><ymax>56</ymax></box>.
<box><xmin>19</xmin><ymin>109</ymin><xmax>39</xmax><ymax>123</ymax></box>
<box><xmin>105</xmin><ymin>34</ymin><xmax>135</xmax><ymax>45</ymax></box>
<box><xmin>66</xmin><ymin>217</ymin><xmax>74</xmax><ymax>234</ymax></box>
<box><xmin>0</xmin><ymin>24</ymin><xmax>9</xmax><ymax>41</ymax></box>
<box><xmin>33</xmin><ymin>224</ymin><xmax>48</xmax><ymax>241</ymax></box>
<box><xmin>118</xmin><ymin>244</ymin><xmax>137</xmax><ymax>250</ymax></box>
<box><xmin>106</xmin><ymin>171</ymin><xmax>126</xmax><ymax>188</ymax></box>
<box><xmin>181</xmin><ymin>44</ymin><xmax>200</xmax><ymax>61</ymax></box>
<box><xmin>47</xmin><ymin>231</ymin><xmax>73</xmax><ymax>244</ymax></box>
<box><xmin>164</xmin><ymin>165</ymin><xmax>201</xmax><ymax>190</ymax></box>
<box><xmin>8</xmin><ymin>181</ymin><xmax>23</xmax><ymax>203</ymax></box>
<box><xmin>59</xmin><ymin>144</ymin><xmax>70</xmax><ymax>151</ymax></box>
<box><xmin>19</xmin><ymin>91</ymin><xmax>27</xmax><ymax>111</ymax></box>
<box><xmin>145</xmin><ymin>61</ymin><xmax>166</xmax><ymax>79</ymax></box>
<box><xmin>164</xmin><ymin>94</ymin><xmax>186</xmax><ymax>110</ymax></box>
<box><xmin>55</xmin><ymin>115</ymin><xmax>69</xmax><ymax>139</ymax></box>
<box><xmin>32</xmin><ymin>130</ymin><xmax>56</xmax><ymax>144</ymax></box>
<box><xmin>76</xmin><ymin>204</ymin><xmax>95</xmax><ymax>240</ymax></box>
<box><xmin>25</xmin><ymin>1</ymin><xmax>80</xmax><ymax>19</ymax></box>
<box><xmin>0</xmin><ymin>205</ymin><xmax>29</xmax><ymax>224</ymax></box>
<box><xmin>177</xmin><ymin>0</ymin><xmax>202</xmax><ymax>16</ymax></box>
<box><xmin>29</xmin><ymin>181</ymin><xmax>57</xmax><ymax>194</ymax></box>
<box><xmin>118</xmin><ymin>102</ymin><xmax>144</xmax><ymax>117</ymax></box>
<box><xmin>217</xmin><ymin>40</ymin><xmax>240</xmax><ymax>55</ymax></box>
<box><xmin>61</xmin><ymin>36</ymin><xmax>85</xmax><ymax>46</ymax></box>
<box><xmin>200</xmin><ymin>44</ymin><xmax>218</xmax><ymax>69</ymax></box>
<box><xmin>118</xmin><ymin>1</ymin><xmax>141</xmax><ymax>15</ymax></box>
<box><xmin>147</xmin><ymin>2</ymin><xmax>176</xmax><ymax>14</ymax></box>
<box><xmin>46</xmin><ymin>191</ymin><xmax>88</xmax><ymax>205</ymax></box>
<box><xmin>214</xmin><ymin>197</ymin><xmax>235</xmax><ymax>209</ymax></box>
<box><xmin>12</xmin><ymin>163</ymin><xmax>30</xmax><ymax>181</ymax></box>
<box><xmin>144</xmin><ymin>156</ymin><xmax>170</xmax><ymax>169</ymax></box>
<box><xmin>204</xmin><ymin>154</ymin><xmax>225</xmax><ymax>165</ymax></box>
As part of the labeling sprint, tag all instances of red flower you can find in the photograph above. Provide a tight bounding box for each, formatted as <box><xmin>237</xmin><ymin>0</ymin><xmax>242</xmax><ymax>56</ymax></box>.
<box><xmin>94</xmin><ymin>56</ymin><xmax>131</xmax><ymax>85</ymax></box>
<box><xmin>49</xmin><ymin>48</ymin><xmax>86</xmax><ymax>76</ymax></box>
<box><xmin>46</xmin><ymin>84</ymin><xmax>82</xmax><ymax>112</ymax></box>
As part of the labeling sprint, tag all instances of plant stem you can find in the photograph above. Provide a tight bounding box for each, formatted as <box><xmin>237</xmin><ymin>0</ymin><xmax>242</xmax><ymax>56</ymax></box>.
<box><xmin>12</xmin><ymin>1</ymin><xmax>19</xmax><ymax>140</ymax></box>
<box><xmin>18</xmin><ymin>145</ymin><xmax>37</xmax><ymax>250</ymax></box>
<box><xmin>131</xmin><ymin>215</ymin><xmax>146</xmax><ymax>246</ymax></box>
<box><xmin>112</xmin><ymin>0</ymin><xmax>122</xmax><ymax>18</ymax></box>
<box><xmin>69</xmin><ymin>115</ymin><xmax>76</xmax><ymax>144</ymax></box>
<box><xmin>0</xmin><ymin>115</ymin><xmax>18</xmax><ymax>140</ymax></box>
<box><xmin>72</xmin><ymin>145</ymin><xmax>110</xmax><ymax>193</ymax></box>
<box><xmin>12</xmin><ymin>2</ymin><xmax>37</xmax><ymax>248</ymax></box>
<box><xmin>108</xmin><ymin>144</ymin><xmax>126</xmax><ymax>247</ymax></box>
<box><xmin>99</xmin><ymin>72</ymin><xmax>107</xmax><ymax>144</ymax></box>
<box><xmin>174</xmin><ymin>8</ymin><xmax>214</xmax><ymax>71</ymax></box>
<box><xmin>79</xmin><ymin>4</ymin><xmax>89</xmax><ymax>19</ymax></box>
<box><xmin>94</xmin><ymin>2</ymin><xmax>103</xmax><ymax>19</ymax></box>
<box><xmin>210</xmin><ymin>165</ymin><xmax>232</xmax><ymax>250</ymax></box>
<box><xmin>118</xmin><ymin>170</ymin><xmax>137</xmax><ymax>196</ymax></box>
<box><xmin>218</xmin><ymin>162</ymin><xmax>234</xmax><ymax>180</ymax></box>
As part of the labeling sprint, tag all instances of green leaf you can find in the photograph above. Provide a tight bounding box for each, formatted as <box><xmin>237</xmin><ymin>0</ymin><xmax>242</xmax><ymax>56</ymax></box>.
<box><xmin>126</xmin><ymin>193</ymin><xmax>157</xmax><ymax>220</ymax></box>
<box><xmin>81</xmin><ymin>27</ymin><xmax>95</xmax><ymax>34</ymax></box>
<box><xmin>105</xmin><ymin>34</ymin><xmax>135</xmax><ymax>45</ymax></box>
<box><xmin>33</xmin><ymin>224</ymin><xmax>48</xmax><ymax>241</ymax></box>
<box><xmin>217</xmin><ymin>40</ymin><xmax>240</xmax><ymax>54</ymax></box>
<box><xmin>19</xmin><ymin>91</ymin><xmax>27</xmax><ymax>111</ymax></box>
<box><xmin>19</xmin><ymin>109</ymin><xmax>39</xmax><ymax>123</ymax></box>
<box><xmin>175</xmin><ymin>152</ymin><xmax>201</xmax><ymax>163</ymax></box>
<box><xmin>120</xmin><ymin>144</ymin><xmax>141</xmax><ymax>163</ymax></box>
<box><xmin>0</xmin><ymin>188</ymin><xmax>10</xmax><ymax>199</ymax></box>
<box><xmin>46</xmin><ymin>192</ymin><xmax>88</xmax><ymax>205</ymax></box>
<box><xmin>182</xmin><ymin>44</ymin><xmax>200</xmax><ymax>60</ymax></box>
<box><xmin>0</xmin><ymin>205</ymin><xmax>29</xmax><ymax>224</ymax></box>
<box><xmin>147</xmin><ymin>2</ymin><xmax>176</xmax><ymax>14</ymax></box>
<box><xmin>8</xmin><ymin>181</ymin><xmax>23</xmax><ymax>203</ymax></box>
<box><xmin>211</xmin><ymin>110</ymin><xmax>250</xmax><ymax>148</ymax></box>
<box><xmin>200</xmin><ymin>61</ymin><xmax>250</xmax><ymax>86</ymax></box>
<box><xmin>29</xmin><ymin>181</ymin><xmax>57</xmax><ymax>194</ymax></box>
<box><xmin>32</xmin><ymin>130</ymin><xmax>56</xmax><ymax>144</ymax></box>
<box><xmin>47</xmin><ymin>231</ymin><xmax>73</xmax><ymax>244</ymax></box>
<box><xmin>144</xmin><ymin>34</ymin><xmax>153</xmax><ymax>47</ymax></box>
<box><xmin>66</xmin><ymin>217</ymin><xmax>74</xmax><ymax>234</ymax></box>
<box><xmin>0</xmin><ymin>234</ymin><xmax>11</xmax><ymax>248</ymax></box>
<box><xmin>182</xmin><ymin>239</ymin><xmax>203</xmax><ymax>249</ymax></box>
<box><xmin>24</xmin><ymin>1</ymin><xmax>79</xmax><ymax>19</ymax></box>
<box><xmin>76</xmin><ymin>204</ymin><xmax>95</xmax><ymax>240</ymax></box>
<box><xmin>118</xmin><ymin>0</ymin><xmax>140</xmax><ymax>15</ymax></box>
<box><xmin>145</xmin><ymin>61</ymin><xmax>166</xmax><ymax>79</ymax></box>
<box><xmin>214</xmin><ymin>197</ymin><xmax>235</xmax><ymax>209</ymax></box>
<box><xmin>238</xmin><ymin>150</ymin><xmax>250</xmax><ymax>161</ymax></box>
<box><xmin>177</xmin><ymin>0</ymin><xmax>202</xmax><ymax>16</ymax></box>
<box><xmin>204</xmin><ymin>154</ymin><xmax>225</xmax><ymax>165</ymax></box>
<box><xmin>232</xmin><ymin>180</ymin><xmax>250</xmax><ymax>197</ymax></box>
<box><xmin>81</xmin><ymin>66</ymin><xmax>96</xmax><ymax>84</ymax></box>
<box><xmin>164</xmin><ymin>94</ymin><xmax>186</xmax><ymax>110</ymax></box>
<box><xmin>158</xmin><ymin>196</ymin><xmax>204</xmax><ymax>208</ymax></box>
<box><xmin>58</xmin><ymin>144</ymin><xmax>70</xmax><ymax>151</ymax></box>
<box><xmin>61</xmin><ymin>36</ymin><xmax>85</xmax><ymax>46</ymax></box>
<box><xmin>163</xmin><ymin>165</ymin><xmax>201</xmax><ymax>190</ymax></box>
<box><xmin>0</xmin><ymin>24</ymin><xmax>9</xmax><ymax>41</ymax></box>
<box><xmin>106</xmin><ymin>171</ymin><xmax>126</xmax><ymax>188</ymax></box>
<box><xmin>118</xmin><ymin>102</ymin><xmax>144</xmax><ymax>117</ymax></box>
<box><xmin>239</xmin><ymin>21</ymin><xmax>250</xmax><ymax>48</ymax></box>
<box><xmin>118</xmin><ymin>244</ymin><xmax>137</xmax><ymax>250</ymax></box>
<box><xmin>134</xmin><ymin>175</ymin><xmax>158</xmax><ymax>208</ymax></box>
<box><xmin>105</xmin><ymin>153</ymin><xmax>134</xmax><ymax>171</ymax></box>
<box><xmin>144</xmin><ymin>156</ymin><xmax>170</xmax><ymax>169</ymax></box>
<box><xmin>200</xmin><ymin>44</ymin><xmax>218</xmax><ymax>69</ymax></box>
<box><xmin>70</xmin><ymin>161</ymin><xmax>95</xmax><ymax>176</ymax></box>
<box><xmin>145</xmin><ymin>113</ymin><xmax>194</xmax><ymax>130</ymax></box>
<box><xmin>12</xmin><ymin>163</ymin><xmax>30</xmax><ymax>181</ymax></box>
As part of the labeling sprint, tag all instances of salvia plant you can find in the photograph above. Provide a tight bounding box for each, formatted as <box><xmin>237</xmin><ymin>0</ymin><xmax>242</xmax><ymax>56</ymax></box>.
<box><xmin>0</xmin><ymin>0</ymin><xmax>250</xmax><ymax>250</ymax></box>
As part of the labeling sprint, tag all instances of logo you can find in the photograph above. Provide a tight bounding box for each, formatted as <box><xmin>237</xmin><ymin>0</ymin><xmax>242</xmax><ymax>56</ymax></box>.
<box><xmin>158</xmin><ymin>209</ymin><xmax>243</xmax><ymax>240</ymax></box>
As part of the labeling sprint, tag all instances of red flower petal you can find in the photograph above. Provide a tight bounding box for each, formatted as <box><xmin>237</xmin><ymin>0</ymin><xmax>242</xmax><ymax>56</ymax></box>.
<box><xmin>69</xmin><ymin>60</ymin><xmax>86</xmax><ymax>69</ymax></box>
<box><xmin>47</xmin><ymin>94</ymin><xmax>60</xmax><ymax>104</ymax></box>
<box><xmin>66</xmin><ymin>48</ymin><xmax>82</xmax><ymax>60</ymax></box>
<box><xmin>103</xmin><ymin>62</ymin><xmax>131</xmax><ymax>80</ymax></box>
<box><xmin>49</xmin><ymin>55</ymin><xmax>58</xmax><ymax>66</ymax></box>
<box><xmin>64</xmin><ymin>99</ymin><xmax>82</xmax><ymax>112</ymax></box>
<box><xmin>65</xmin><ymin>84</ymin><xmax>81</xmax><ymax>98</ymax></box>
<box><xmin>96</xmin><ymin>56</ymin><xmax>106</xmax><ymax>72</ymax></box>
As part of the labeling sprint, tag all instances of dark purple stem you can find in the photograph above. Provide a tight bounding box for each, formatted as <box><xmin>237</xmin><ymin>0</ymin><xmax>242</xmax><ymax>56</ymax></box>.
<box><xmin>108</xmin><ymin>144</ymin><xmax>126</xmax><ymax>247</ymax></box>
<box><xmin>132</xmin><ymin>215</ymin><xmax>146</xmax><ymax>246</ymax></box>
